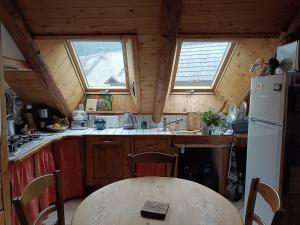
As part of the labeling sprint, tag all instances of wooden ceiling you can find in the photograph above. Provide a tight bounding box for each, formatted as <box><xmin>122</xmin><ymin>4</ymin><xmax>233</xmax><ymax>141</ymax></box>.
<box><xmin>16</xmin><ymin>0</ymin><xmax>300</xmax><ymax>36</ymax></box>
<box><xmin>7</xmin><ymin>0</ymin><xmax>300</xmax><ymax>115</ymax></box>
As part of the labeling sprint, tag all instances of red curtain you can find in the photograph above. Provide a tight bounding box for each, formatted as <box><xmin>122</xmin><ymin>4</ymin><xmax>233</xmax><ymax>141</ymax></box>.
<box><xmin>10</xmin><ymin>157</ymin><xmax>39</xmax><ymax>225</ymax></box>
<box><xmin>56</xmin><ymin>139</ymin><xmax>83</xmax><ymax>200</ymax></box>
<box><xmin>136</xmin><ymin>163</ymin><xmax>166</xmax><ymax>177</ymax></box>
<box><xmin>35</xmin><ymin>146</ymin><xmax>56</xmax><ymax>210</ymax></box>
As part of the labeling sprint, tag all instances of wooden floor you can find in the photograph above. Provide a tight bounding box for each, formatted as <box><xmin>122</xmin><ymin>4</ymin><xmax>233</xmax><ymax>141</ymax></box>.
<box><xmin>43</xmin><ymin>198</ymin><xmax>83</xmax><ymax>225</ymax></box>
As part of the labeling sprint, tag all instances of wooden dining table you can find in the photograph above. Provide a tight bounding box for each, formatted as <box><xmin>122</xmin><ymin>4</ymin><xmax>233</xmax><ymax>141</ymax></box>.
<box><xmin>72</xmin><ymin>177</ymin><xmax>243</xmax><ymax>225</ymax></box>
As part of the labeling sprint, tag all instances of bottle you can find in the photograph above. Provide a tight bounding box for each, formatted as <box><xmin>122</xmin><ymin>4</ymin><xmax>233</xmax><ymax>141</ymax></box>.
<box><xmin>24</xmin><ymin>103</ymin><xmax>37</xmax><ymax>132</ymax></box>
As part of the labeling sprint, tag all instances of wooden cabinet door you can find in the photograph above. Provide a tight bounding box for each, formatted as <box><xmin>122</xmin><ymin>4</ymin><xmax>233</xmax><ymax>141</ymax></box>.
<box><xmin>86</xmin><ymin>137</ymin><xmax>131</xmax><ymax>187</ymax></box>
<box><xmin>134</xmin><ymin>136</ymin><xmax>172</xmax><ymax>177</ymax></box>
<box><xmin>55</xmin><ymin>138</ymin><xmax>83</xmax><ymax>200</ymax></box>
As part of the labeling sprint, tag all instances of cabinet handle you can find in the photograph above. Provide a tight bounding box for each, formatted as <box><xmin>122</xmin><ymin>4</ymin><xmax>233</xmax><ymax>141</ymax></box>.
<box><xmin>147</xmin><ymin>145</ymin><xmax>156</xmax><ymax>149</ymax></box>
<box><xmin>103</xmin><ymin>140</ymin><xmax>113</xmax><ymax>143</ymax></box>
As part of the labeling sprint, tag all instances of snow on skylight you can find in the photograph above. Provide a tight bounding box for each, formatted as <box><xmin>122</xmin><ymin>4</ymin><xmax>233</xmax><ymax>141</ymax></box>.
<box><xmin>175</xmin><ymin>41</ymin><xmax>231</xmax><ymax>88</ymax></box>
<box><xmin>72</xmin><ymin>40</ymin><xmax>126</xmax><ymax>88</ymax></box>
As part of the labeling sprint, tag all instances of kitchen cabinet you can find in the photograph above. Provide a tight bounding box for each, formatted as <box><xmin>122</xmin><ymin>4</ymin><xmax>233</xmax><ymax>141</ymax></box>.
<box><xmin>85</xmin><ymin>137</ymin><xmax>132</xmax><ymax>188</ymax></box>
<box><xmin>134</xmin><ymin>136</ymin><xmax>172</xmax><ymax>177</ymax></box>
<box><xmin>55</xmin><ymin>138</ymin><xmax>83</xmax><ymax>200</ymax></box>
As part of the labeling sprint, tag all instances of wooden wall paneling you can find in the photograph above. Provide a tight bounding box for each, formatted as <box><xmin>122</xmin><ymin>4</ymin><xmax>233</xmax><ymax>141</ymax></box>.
<box><xmin>242</xmin><ymin>12</ymin><xmax>300</xmax><ymax>103</ymax></box>
<box><xmin>3</xmin><ymin>57</ymin><xmax>31</xmax><ymax>71</ymax></box>
<box><xmin>35</xmin><ymin>39</ymin><xmax>85</xmax><ymax>111</ymax></box>
<box><xmin>4</xmin><ymin>71</ymin><xmax>58</xmax><ymax>109</ymax></box>
<box><xmin>0</xmin><ymin>0</ymin><xmax>72</xmax><ymax>117</ymax></box>
<box><xmin>215</xmin><ymin>38</ymin><xmax>278</xmax><ymax>106</ymax></box>
<box><xmin>153</xmin><ymin>0</ymin><xmax>182</xmax><ymax>122</ymax></box>
<box><xmin>0</xmin><ymin>25</ymin><xmax>11</xmax><ymax>225</ymax></box>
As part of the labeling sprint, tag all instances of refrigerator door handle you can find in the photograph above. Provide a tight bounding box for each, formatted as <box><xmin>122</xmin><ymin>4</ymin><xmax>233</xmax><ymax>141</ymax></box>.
<box><xmin>250</xmin><ymin>119</ymin><xmax>282</xmax><ymax>129</ymax></box>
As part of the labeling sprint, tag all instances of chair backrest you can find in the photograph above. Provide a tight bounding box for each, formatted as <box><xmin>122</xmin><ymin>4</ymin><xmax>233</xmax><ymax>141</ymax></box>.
<box><xmin>245</xmin><ymin>177</ymin><xmax>284</xmax><ymax>225</ymax></box>
<box><xmin>128</xmin><ymin>152</ymin><xmax>177</xmax><ymax>178</ymax></box>
<box><xmin>13</xmin><ymin>170</ymin><xmax>65</xmax><ymax>225</ymax></box>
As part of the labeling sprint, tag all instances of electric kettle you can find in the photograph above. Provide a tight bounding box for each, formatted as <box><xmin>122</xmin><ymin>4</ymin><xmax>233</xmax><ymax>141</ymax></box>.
<box><xmin>123</xmin><ymin>112</ymin><xmax>136</xmax><ymax>130</ymax></box>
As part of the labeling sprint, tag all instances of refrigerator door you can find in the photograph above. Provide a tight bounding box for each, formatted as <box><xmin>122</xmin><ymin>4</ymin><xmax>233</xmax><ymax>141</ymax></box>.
<box><xmin>249</xmin><ymin>74</ymin><xmax>286</xmax><ymax>125</ymax></box>
<box><xmin>244</xmin><ymin>119</ymin><xmax>283</xmax><ymax>224</ymax></box>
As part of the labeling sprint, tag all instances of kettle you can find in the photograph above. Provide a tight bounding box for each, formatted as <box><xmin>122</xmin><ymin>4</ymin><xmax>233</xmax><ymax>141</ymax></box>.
<box><xmin>123</xmin><ymin>112</ymin><xmax>136</xmax><ymax>130</ymax></box>
<box><xmin>95</xmin><ymin>116</ymin><xmax>106</xmax><ymax>130</ymax></box>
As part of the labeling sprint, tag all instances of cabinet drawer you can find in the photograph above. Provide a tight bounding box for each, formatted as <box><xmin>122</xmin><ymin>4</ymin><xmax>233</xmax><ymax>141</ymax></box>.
<box><xmin>135</xmin><ymin>137</ymin><xmax>170</xmax><ymax>153</ymax></box>
<box><xmin>86</xmin><ymin>137</ymin><xmax>122</xmax><ymax>145</ymax></box>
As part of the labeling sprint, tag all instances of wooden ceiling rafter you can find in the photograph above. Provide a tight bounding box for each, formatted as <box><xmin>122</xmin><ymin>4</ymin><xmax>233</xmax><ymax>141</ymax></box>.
<box><xmin>0</xmin><ymin>0</ymin><xmax>72</xmax><ymax>117</ymax></box>
<box><xmin>152</xmin><ymin>0</ymin><xmax>182</xmax><ymax>123</ymax></box>
<box><xmin>243</xmin><ymin>12</ymin><xmax>300</xmax><ymax>104</ymax></box>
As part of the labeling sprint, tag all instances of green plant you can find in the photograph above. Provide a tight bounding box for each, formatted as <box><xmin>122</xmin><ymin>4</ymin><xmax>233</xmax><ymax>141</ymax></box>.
<box><xmin>199</xmin><ymin>109</ymin><xmax>226</xmax><ymax>127</ymax></box>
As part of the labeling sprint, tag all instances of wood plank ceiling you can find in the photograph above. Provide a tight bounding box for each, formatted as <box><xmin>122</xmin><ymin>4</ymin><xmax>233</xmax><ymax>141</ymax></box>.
<box><xmin>14</xmin><ymin>0</ymin><xmax>300</xmax><ymax>114</ymax></box>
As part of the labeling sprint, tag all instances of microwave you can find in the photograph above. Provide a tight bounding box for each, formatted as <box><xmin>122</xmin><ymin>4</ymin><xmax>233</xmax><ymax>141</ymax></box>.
<box><xmin>276</xmin><ymin>41</ymin><xmax>300</xmax><ymax>73</ymax></box>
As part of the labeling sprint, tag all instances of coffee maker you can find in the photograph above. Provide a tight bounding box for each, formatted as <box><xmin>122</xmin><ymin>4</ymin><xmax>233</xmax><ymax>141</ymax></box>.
<box><xmin>37</xmin><ymin>108</ymin><xmax>51</xmax><ymax>130</ymax></box>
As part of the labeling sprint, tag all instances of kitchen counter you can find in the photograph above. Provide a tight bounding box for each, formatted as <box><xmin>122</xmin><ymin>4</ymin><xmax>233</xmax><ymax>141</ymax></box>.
<box><xmin>8</xmin><ymin>128</ymin><xmax>246</xmax><ymax>163</ymax></box>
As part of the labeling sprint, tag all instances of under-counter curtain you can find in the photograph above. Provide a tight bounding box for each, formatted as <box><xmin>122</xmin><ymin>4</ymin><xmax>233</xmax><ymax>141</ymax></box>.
<box><xmin>10</xmin><ymin>147</ymin><xmax>56</xmax><ymax>225</ymax></box>
<box><xmin>10</xmin><ymin>157</ymin><xmax>39</xmax><ymax>225</ymax></box>
<box><xmin>35</xmin><ymin>146</ymin><xmax>56</xmax><ymax>210</ymax></box>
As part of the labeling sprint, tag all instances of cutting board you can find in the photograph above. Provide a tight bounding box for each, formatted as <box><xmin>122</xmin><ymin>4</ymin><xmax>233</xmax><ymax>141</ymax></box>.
<box><xmin>187</xmin><ymin>112</ymin><xmax>201</xmax><ymax>131</ymax></box>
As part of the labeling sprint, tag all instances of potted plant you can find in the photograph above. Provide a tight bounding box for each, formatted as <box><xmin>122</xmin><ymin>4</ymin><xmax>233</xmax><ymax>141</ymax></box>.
<box><xmin>199</xmin><ymin>109</ymin><xmax>226</xmax><ymax>135</ymax></box>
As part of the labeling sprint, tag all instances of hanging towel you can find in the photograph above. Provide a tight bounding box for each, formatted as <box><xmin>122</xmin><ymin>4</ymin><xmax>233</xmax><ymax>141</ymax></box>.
<box><xmin>227</xmin><ymin>143</ymin><xmax>238</xmax><ymax>193</ymax></box>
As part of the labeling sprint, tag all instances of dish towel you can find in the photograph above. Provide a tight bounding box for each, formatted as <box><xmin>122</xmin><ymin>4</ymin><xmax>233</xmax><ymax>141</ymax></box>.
<box><xmin>227</xmin><ymin>143</ymin><xmax>238</xmax><ymax>194</ymax></box>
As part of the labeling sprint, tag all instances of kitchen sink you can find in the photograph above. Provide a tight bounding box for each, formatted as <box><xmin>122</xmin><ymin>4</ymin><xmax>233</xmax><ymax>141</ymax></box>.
<box><xmin>171</xmin><ymin>130</ymin><xmax>202</xmax><ymax>135</ymax></box>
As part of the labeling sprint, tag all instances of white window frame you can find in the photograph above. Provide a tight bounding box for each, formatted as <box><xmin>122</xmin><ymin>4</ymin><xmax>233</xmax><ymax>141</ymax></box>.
<box><xmin>67</xmin><ymin>37</ymin><xmax>130</xmax><ymax>92</ymax></box>
<box><xmin>171</xmin><ymin>39</ymin><xmax>236</xmax><ymax>92</ymax></box>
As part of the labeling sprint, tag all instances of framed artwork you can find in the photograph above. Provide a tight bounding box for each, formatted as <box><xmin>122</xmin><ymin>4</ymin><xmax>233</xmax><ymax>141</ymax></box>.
<box><xmin>84</xmin><ymin>94</ymin><xmax>112</xmax><ymax>111</ymax></box>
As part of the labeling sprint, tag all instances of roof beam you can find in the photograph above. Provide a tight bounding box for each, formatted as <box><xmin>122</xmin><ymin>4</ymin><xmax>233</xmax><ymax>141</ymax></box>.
<box><xmin>0</xmin><ymin>0</ymin><xmax>71</xmax><ymax>117</ymax></box>
<box><xmin>152</xmin><ymin>0</ymin><xmax>182</xmax><ymax>123</ymax></box>
<box><xmin>243</xmin><ymin>12</ymin><xmax>300</xmax><ymax>104</ymax></box>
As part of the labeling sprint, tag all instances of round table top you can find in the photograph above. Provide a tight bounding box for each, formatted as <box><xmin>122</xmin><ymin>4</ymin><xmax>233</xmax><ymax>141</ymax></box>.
<box><xmin>72</xmin><ymin>177</ymin><xmax>243</xmax><ymax>225</ymax></box>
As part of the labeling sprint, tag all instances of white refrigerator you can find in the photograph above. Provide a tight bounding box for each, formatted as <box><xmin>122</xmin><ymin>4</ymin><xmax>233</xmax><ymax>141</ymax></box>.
<box><xmin>244</xmin><ymin>74</ymin><xmax>289</xmax><ymax>224</ymax></box>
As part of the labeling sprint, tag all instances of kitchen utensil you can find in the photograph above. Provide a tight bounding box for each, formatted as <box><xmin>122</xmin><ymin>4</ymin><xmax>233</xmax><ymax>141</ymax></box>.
<box><xmin>71</xmin><ymin>120</ymin><xmax>88</xmax><ymax>130</ymax></box>
<box><xmin>95</xmin><ymin>117</ymin><xmax>106</xmax><ymax>130</ymax></box>
<box><xmin>123</xmin><ymin>112</ymin><xmax>136</xmax><ymax>130</ymax></box>
<box><xmin>141</xmin><ymin>121</ymin><xmax>147</xmax><ymax>129</ymax></box>
<box><xmin>187</xmin><ymin>112</ymin><xmax>201</xmax><ymax>131</ymax></box>
<box><xmin>7</xmin><ymin>118</ymin><xmax>15</xmax><ymax>137</ymax></box>
<box><xmin>72</xmin><ymin>110</ymin><xmax>87</xmax><ymax>121</ymax></box>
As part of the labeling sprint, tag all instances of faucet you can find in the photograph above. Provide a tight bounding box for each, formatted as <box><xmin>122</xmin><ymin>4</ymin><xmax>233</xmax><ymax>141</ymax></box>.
<box><xmin>163</xmin><ymin>118</ymin><xmax>183</xmax><ymax>131</ymax></box>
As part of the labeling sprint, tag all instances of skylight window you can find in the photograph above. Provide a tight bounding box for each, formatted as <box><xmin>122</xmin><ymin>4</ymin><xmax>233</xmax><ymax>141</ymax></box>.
<box><xmin>71</xmin><ymin>40</ymin><xmax>127</xmax><ymax>89</ymax></box>
<box><xmin>174</xmin><ymin>41</ymin><xmax>232</xmax><ymax>89</ymax></box>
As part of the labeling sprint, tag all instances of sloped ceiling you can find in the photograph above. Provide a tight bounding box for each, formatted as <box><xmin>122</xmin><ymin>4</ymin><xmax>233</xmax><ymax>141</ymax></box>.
<box><xmin>5</xmin><ymin>0</ymin><xmax>300</xmax><ymax>115</ymax></box>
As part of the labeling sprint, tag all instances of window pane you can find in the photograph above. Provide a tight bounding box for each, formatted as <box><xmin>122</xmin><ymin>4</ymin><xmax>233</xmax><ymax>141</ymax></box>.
<box><xmin>175</xmin><ymin>41</ymin><xmax>231</xmax><ymax>88</ymax></box>
<box><xmin>72</xmin><ymin>40</ymin><xmax>126</xmax><ymax>88</ymax></box>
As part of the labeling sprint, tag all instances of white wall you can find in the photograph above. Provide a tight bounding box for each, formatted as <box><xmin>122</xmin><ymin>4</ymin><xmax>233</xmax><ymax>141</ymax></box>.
<box><xmin>1</xmin><ymin>23</ymin><xmax>26</xmax><ymax>61</ymax></box>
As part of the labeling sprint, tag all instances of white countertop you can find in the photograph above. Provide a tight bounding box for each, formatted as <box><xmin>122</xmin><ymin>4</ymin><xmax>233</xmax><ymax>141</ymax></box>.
<box><xmin>9</xmin><ymin>128</ymin><xmax>172</xmax><ymax>161</ymax></box>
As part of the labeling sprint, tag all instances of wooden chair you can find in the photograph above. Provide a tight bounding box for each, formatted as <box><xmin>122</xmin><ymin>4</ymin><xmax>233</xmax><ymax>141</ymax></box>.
<box><xmin>13</xmin><ymin>170</ymin><xmax>65</xmax><ymax>225</ymax></box>
<box><xmin>245</xmin><ymin>177</ymin><xmax>284</xmax><ymax>225</ymax></box>
<box><xmin>128</xmin><ymin>152</ymin><xmax>178</xmax><ymax>178</ymax></box>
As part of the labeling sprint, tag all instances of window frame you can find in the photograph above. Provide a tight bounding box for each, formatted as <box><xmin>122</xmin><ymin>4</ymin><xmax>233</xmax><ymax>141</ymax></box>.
<box><xmin>66</xmin><ymin>37</ymin><xmax>130</xmax><ymax>92</ymax></box>
<box><xmin>171</xmin><ymin>38</ymin><xmax>236</xmax><ymax>93</ymax></box>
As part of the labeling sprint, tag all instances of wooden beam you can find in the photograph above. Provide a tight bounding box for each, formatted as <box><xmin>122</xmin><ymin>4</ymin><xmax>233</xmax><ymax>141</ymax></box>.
<box><xmin>243</xmin><ymin>12</ymin><xmax>300</xmax><ymax>104</ymax></box>
<box><xmin>152</xmin><ymin>0</ymin><xmax>182</xmax><ymax>123</ymax></box>
<box><xmin>0</xmin><ymin>25</ymin><xmax>12</xmax><ymax>225</ymax></box>
<box><xmin>0</xmin><ymin>0</ymin><xmax>72</xmax><ymax>117</ymax></box>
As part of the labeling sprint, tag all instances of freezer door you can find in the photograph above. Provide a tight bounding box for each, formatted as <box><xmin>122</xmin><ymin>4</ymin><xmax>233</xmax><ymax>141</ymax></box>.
<box><xmin>249</xmin><ymin>75</ymin><xmax>286</xmax><ymax>125</ymax></box>
<box><xmin>244</xmin><ymin>119</ymin><xmax>283</xmax><ymax>224</ymax></box>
